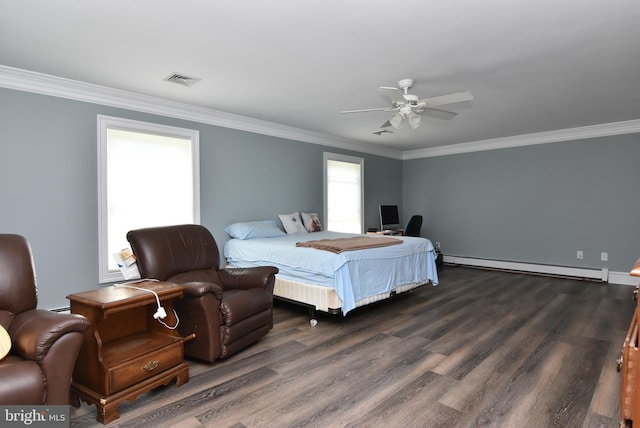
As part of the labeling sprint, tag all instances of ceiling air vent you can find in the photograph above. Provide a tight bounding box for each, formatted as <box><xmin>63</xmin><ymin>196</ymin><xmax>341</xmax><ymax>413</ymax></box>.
<box><xmin>164</xmin><ymin>72</ymin><xmax>201</xmax><ymax>87</ymax></box>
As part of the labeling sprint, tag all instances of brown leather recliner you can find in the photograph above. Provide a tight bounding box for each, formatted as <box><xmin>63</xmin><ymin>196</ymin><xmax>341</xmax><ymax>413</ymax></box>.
<box><xmin>126</xmin><ymin>224</ymin><xmax>278</xmax><ymax>362</ymax></box>
<box><xmin>0</xmin><ymin>234</ymin><xmax>90</xmax><ymax>405</ymax></box>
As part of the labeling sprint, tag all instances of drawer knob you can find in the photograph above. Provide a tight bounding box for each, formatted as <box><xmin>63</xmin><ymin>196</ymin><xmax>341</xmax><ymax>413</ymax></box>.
<box><xmin>142</xmin><ymin>360</ymin><xmax>159</xmax><ymax>371</ymax></box>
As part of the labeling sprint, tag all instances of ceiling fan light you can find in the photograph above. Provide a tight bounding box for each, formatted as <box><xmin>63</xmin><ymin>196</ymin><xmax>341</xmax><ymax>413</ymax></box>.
<box><xmin>407</xmin><ymin>111</ymin><xmax>421</xmax><ymax>129</ymax></box>
<box><xmin>389</xmin><ymin>113</ymin><xmax>404</xmax><ymax>129</ymax></box>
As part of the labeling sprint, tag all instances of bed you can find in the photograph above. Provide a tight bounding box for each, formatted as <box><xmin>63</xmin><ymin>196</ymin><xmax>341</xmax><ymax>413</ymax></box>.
<box><xmin>223</xmin><ymin>223</ymin><xmax>439</xmax><ymax>323</ymax></box>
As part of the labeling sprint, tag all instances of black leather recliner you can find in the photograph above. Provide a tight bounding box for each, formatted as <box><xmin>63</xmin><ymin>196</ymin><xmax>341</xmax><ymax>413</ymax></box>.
<box><xmin>127</xmin><ymin>224</ymin><xmax>278</xmax><ymax>362</ymax></box>
<box><xmin>0</xmin><ymin>234</ymin><xmax>90</xmax><ymax>405</ymax></box>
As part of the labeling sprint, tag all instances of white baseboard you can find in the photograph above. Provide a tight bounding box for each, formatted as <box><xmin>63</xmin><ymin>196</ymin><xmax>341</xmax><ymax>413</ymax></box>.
<box><xmin>443</xmin><ymin>255</ymin><xmax>639</xmax><ymax>286</ymax></box>
<box><xmin>608</xmin><ymin>271</ymin><xmax>640</xmax><ymax>286</ymax></box>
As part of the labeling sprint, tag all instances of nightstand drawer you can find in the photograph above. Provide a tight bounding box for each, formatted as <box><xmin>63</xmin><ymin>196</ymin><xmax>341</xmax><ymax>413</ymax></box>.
<box><xmin>108</xmin><ymin>341</ymin><xmax>183</xmax><ymax>394</ymax></box>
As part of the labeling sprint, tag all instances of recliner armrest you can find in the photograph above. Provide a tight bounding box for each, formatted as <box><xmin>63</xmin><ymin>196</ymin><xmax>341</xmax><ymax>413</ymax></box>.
<box><xmin>219</xmin><ymin>266</ymin><xmax>279</xmax><ymax>291</ymax></box>
<box><xmin>9</xmin><ymin>309</ymin><xmax>90</xmax><ymax>362</ymax></box>
<box><xmin>181</xmin><ymin>281</ymin><xmax>223</xmax><ymax>300</ymax></box>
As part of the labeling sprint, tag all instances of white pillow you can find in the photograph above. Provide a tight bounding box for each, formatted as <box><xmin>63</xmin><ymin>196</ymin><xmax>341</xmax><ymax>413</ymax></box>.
<box><xmin>278</xmin><ymin>212</ymin><xmax>307</xmax><ymax>234</ymax></box>
<box><xmin>225</xmin><ymin>220</ymin><xmax>286</xmax><ymax>240</ymax></box>
<box><xmin>301</xmin><ymin>212</ymin><xmax>323</xmax><ymax>232</ymax></box>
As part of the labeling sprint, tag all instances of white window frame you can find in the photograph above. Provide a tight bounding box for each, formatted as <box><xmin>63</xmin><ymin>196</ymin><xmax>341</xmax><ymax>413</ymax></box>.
<box><xmin>97</xmin><ymin>115</ymin><xmax>200</xmax><ymax>283</ymax></box>
<box><xmin>323</xmin><ymin>152</ymin><xmax>364</xmax><ymax>233</ymax></box>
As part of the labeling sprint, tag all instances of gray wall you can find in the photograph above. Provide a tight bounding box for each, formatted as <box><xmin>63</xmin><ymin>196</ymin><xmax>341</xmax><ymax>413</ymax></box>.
<box><xmin>403</xmin><ymin>135</ymin><xmax>640</xmax><ymax>272</ymax></box>
<box><xmin>0</xmin><ymin>88</ymin><xmax>402</xmax><ymax>309</ymax></box>
<box><xmin>4</xmin><ymin>85</ymin><xmax>638</xmax><ymax>309</ymax></box>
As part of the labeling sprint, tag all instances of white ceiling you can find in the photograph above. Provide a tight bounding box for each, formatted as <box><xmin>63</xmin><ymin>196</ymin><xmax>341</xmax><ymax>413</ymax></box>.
<box><xmin>1</xmin><ymin>0</ymin><xmax>639</xmax><ymax>155</ymax></box>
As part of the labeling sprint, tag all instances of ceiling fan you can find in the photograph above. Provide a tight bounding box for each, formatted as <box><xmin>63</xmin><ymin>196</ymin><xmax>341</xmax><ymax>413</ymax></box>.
<box><xmin>341</xmin><ymin>79</ymin><xmax>473</xmax><ymax>130</ymax></box>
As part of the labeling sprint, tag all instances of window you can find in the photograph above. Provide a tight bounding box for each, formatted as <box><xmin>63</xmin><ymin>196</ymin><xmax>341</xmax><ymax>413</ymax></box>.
<box><xmin>324</xmin><ymin>152</ymin><xmax>364</xmax><ymax>233</ymax></box>
<box><xmin>97</xmin><ymin>115</ymin><xmax>200</xmax><ymax>283</ymax></box>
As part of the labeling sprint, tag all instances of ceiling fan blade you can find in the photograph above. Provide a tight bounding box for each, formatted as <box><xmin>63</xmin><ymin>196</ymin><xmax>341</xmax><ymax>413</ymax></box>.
<box><xmin>378</xmin><ymin>86</ymin><xmax>406</xmax><ymax>105</ymax></box>
<box><xmin>419</xmin><ymin>90</ymin><xmax>474</xmax><ymax>108</ymax></box>
<box><xmin>421</xmin><ymin>107</ymin><xmax>457</xmax><ymax>120</ymax></box>
<box><xmin>380</xmin><ymin>119</ymin><xmax>393</xmax><ymax>128</ymax></box>
<box><xmin>341</xmin><ymin>107</ymin><xmax>393</xmax><ymax>114</ymax></box>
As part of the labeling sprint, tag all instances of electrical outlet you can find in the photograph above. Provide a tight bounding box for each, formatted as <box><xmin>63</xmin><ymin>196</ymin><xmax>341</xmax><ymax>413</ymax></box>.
<box><xmin>601</xmin><ymin>252</ymin><xmax>608</xmax><ymax>261</ymax></box>
<box><xmin>577</xmin><ymin>250</ymin><xmax>583</xmax><ymax>259</ymax></box>
<box><xmin>435</xmin><ymin>242</ymin><xmax>441</xmax><ymax>250</ymax></box>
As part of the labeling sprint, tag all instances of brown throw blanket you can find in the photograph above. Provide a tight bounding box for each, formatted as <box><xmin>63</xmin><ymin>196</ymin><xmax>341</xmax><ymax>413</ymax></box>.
<box><xmin>296</xmin><ymin>236</ymin><xmax>402</xmax><ymax>254</ymax></box>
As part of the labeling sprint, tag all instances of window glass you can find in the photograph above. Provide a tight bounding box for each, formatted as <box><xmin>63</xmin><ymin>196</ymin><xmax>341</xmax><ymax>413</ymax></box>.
<box><xmin>97</xmin><ymin>116</ymin><xmax>200</xmax><ymax>282</ymax></box>
<box><xmin>324</xmin><ymin>153</ymin><xmax>363</xmax><ymax>233</ymax></box>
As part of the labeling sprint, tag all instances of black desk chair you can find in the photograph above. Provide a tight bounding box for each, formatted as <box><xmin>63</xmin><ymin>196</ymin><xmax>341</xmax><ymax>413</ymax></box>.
<box><xmin>404</xmin><ymin>215</ymin><xmax>423</xmax><ymax>237</ymax></box>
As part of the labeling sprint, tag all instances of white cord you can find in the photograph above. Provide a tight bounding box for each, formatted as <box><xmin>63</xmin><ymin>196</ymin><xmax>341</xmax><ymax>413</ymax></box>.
<box><xmin>114</xmin><ymin>281</ymin><xmax>180</xmax><ymax>330</ymax></box>
<box><xmin>156</xmin><ymin>309</ymin><xmax>180</xmax><ymax>330</ymax></box>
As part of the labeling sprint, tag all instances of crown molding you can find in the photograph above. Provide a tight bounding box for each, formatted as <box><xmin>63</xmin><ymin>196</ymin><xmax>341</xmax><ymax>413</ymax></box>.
<box><xmin>402</xmin><ymin>119</ymin><xmax>640</xmax><ymax>160</ymax></box>
<box><xmin>0</xmin><ymin>65</ymin><xmax>404</xmax><ymax>160</ymax></box>
<box><xmin>2</xmin><ymin>65</ymin><xmax>638</xmax><ymax>161</ymax></box>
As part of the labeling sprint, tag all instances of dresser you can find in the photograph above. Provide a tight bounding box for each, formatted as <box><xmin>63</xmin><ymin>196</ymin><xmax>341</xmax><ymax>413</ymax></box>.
<box><xmin>620</xmin><ymin>259</ymin><xmax>640</xmax><ymax>427</ymax></box>
<box><xmin>68</xmin><ymin>281</ymin><xmax>189</xmax><ymax>424</ymax></box>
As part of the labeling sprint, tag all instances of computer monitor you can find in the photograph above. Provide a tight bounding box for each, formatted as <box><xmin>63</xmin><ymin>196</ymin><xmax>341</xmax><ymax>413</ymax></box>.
<box><xmin>379</xmin><ymin>205</ymin><xmax>400</xmax><ymax>230</ymax></box>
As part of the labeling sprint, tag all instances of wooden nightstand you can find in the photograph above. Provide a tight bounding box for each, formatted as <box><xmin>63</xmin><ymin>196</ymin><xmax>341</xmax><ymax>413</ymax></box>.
<box><xmin>67</xmin><ymin>281</ymin><xmax>189</xmax><ymax>424</ymax></box>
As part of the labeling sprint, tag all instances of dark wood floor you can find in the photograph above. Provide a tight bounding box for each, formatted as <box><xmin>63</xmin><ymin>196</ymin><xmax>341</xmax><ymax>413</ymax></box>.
<box><xmin>70</xmin><ymin>266</ymin><xmax>636</xmax><ymax>428</ymax></box>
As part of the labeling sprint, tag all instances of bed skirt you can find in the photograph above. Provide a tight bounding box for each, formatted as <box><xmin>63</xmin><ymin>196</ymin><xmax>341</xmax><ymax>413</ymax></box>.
<box><xmin>273</xmin><ymin>276</ymin><xmax>431</xmax><ymax>314</ymax></box>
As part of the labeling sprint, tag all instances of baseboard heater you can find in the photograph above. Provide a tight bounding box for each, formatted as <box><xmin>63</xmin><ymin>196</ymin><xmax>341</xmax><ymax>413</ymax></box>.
<box><xmin>443</xmin><ymin>255</ymin><xmax>609</xmax><ymax>282</ymax></box>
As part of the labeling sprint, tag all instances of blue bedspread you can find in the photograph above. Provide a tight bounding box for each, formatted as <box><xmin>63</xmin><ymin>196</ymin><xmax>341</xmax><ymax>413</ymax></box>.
<box><xmin>224</xmin><ymin>231</ymin><xmax>438</xmax><ymax>314</ymax></box>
